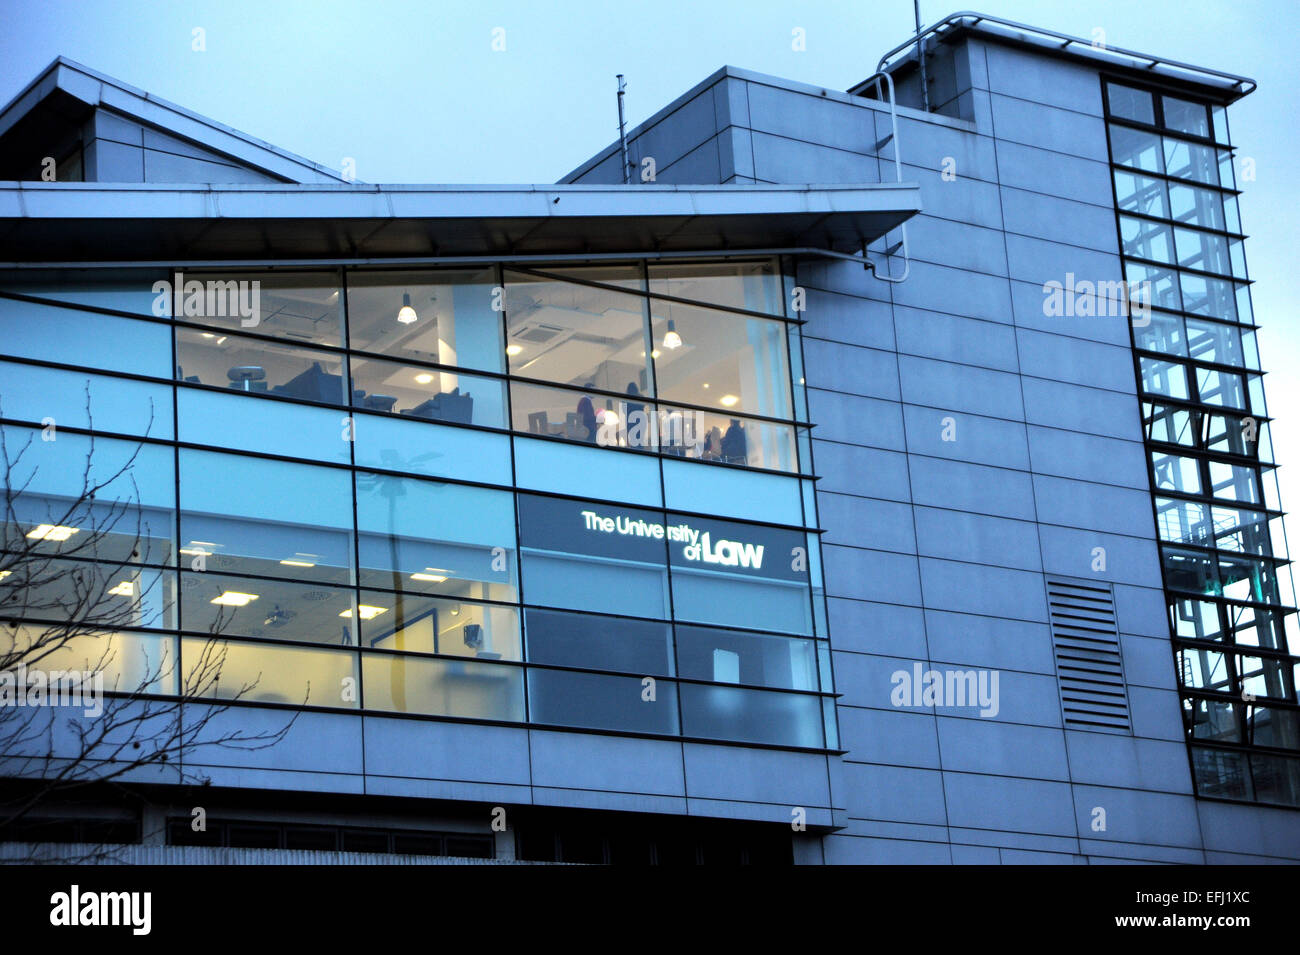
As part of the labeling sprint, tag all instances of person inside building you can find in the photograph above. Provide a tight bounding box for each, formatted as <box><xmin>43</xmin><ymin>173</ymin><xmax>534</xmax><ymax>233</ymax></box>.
<box><xmin>721</xmin><ymin>418</ymin><xmax>747</xmax><ymax>464</ymax></box>
<box><xmin>576</xmin><ymin>385</ymin><xmax>597</xmax><ymax>443</ymax></box>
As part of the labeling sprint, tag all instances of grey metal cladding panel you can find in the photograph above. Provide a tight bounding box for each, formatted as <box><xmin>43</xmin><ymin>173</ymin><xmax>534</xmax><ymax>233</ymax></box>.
<box><xmin>745</xmin><ymin>81</ymin><xmax>877</xmax><ymax>156</ymax></box>
<box><xmin>1004</xmin><ymin>232</ymin><xmax>1121</xmax><ymax>288</ymax></box>
<box><xmin>878</xmin><ymin>110</ymin><xmax>996</xmax><ymax>183</ymax></box>
<box><xmin>901</xmin><ymin>405</ymin><xmax>1031</xmax><ymax>470</ymax></box>
<box><xmin>86</xmin><ymin>137</ymin><xmax>144</xmax><ymax>182</ymax></box>
<box><xmin>627</xmin><ymin>86</ymin><xmax>722</xmax><ymax>176</ymax></box>
<box><xmin>1010</xmin><ymin>278</ymin><xmax>1133</xmax><ymax>347</ymax></box>
<box><xmin>807</xmin><ymin>388</ymin><xmax>904</xmax><ymax>450</ymax></box>
<box><xmin>1000</xmin><ymin>186</ymin><xmax>1118</xmax><ymax>251</ymax></box>
<box><xmin>890</xmin><ymin>261</ymin><xmax>1013</xmax><ymax>324</ymax></box>
<box><xmin>942</xmin><ymin>773</ymin><xmax>1077</xmax><ymax>837</ymax></box>
<box><xmin>823</xmin><ymin>543</ymin><xmax>922</xmax><ymax>606</ymax></box>
<box><xmin>924</xmin><ymin>609</ymin><xmax>1056</xmax><ymax>674</ymax></box>
<box><xmin>1032</xmin><ymin>473</ymin><xmax>1157</xmax><ymax>536</ymax></box>
<box><xmin>681</xmin><ymin>744</ymin><xmax>831</xmax><ymax>808</ymax></box>
<box><xmin>1021</xmin><ymin>377</ymin><xmax>1142</xmax><ymax>441</ymax></box>
<box><xmin>988</xmin><ymin>92</ymin><xmax>1110</xmax><ymax>162</ymax></box>
<box><xmin>802</xmin><ymin>337</ymin><xmax>899</xmax><ymax>401</ymax></box>
<box><xmin>894</xmin><ymin>307</ymin><xmax>1020</xmax><ymax>372</ymax></box>
<box><xmin>836</xmin><ymin>706</ymin><xmax>940</xmax><ymax>768</ymax></box>
<box><xmin>827</xmin><ymin>595</ymin><xmax>928</xmax><ymax>659</ymax></box>
<box><xmin>996</xmin><ymin>138</ymin><xmax>1114</xmax><ymax>207</ymax></box>
<box><xmin>800</xmin><ymin>288</ymin><xmax>896</xmax><ymax>350</ymax></box>
<box><xmin>361</xmin><ymin>716</ymin><xmax>532</xmax><ymax>785</ymax></box>
<box><xmin>908</xmin><ymin>455</ymin><xmax>1036</xmax><ymax>521</ymax></box>
<box><xmin>842</xmin><ymin>763</ymin><xmax>949</xmax><ymax>826</ymax></box>
<box><xmin>812</xmin><ymin>441</ymin><xmax>911</xmax><ymax>502</ymax></box>
<box><xmin>644</xmin><ymin>134</ymin><xmax>723</xmax><ymax>185</ymax></box>
<box><xmin>1017</xmin><ymin>327</ymin><xmax>1136</xmax><ymax>394</ymax></box>
<box><xmin>906</xmin><ymin>213</ymin><xmax>1008</xmax><ymax>276</ymax></box>
<box><xmin>1064</xmin><ymin>731</ymin><xmax>1193</xmax><ymax>793</ymax></box>
<box><xmin>898</xmin><ymin>162</ymin><xmax>1004</xmax><ymax>230</ymax></box>
<box><xmin>913</xmin><ymin>506</ymin><xmax>1042</xmax><ymax>572</ymax></box>
<box><xmin>1025</xmin><ymin>425</ymin><xmax>1148</xmax><ymax>489</ymax></box>
<box><xmin>819</xmin><ymin>491</ymin><xmax>916</xmax><ymax>554</ymax></box>
<box><xmin>898</xmin><ymin>354</ymin><xmax>1024</xmax><ymax>421</ymax></box>
<box><xmin>1070</xmin><ymin>786</ymin><xmax>1203</xmax><ymax>849</ymax></box>
<box><xmin>935</xmin><ymin>718</ymin><xmax>1071</xmax><ymax>780</ymax></box>
<box><xmin>750</xmin><ymin>131</ymin><xmax>878</xmax><ymax>184</ymax></box>
<box><xmin>527</xmin><ymin>730</ymin><xmax>685</xmax><ymax>796</ymax></box>
<box><xmin>983</xmin><ymin>42</ymin><xmax>1105</xmax><ymax>116</ymax></box>
<box><xmin>1039</xmin><ymin>522</ymin><xmax>1161</xmax><ymax>590</ymax></box>
<box><xmin>144</xmin><ymin>149</ymin><xmax>282</xmax><ymax>184</ymax></box>
<box><xmin>918</xmin><ymin>557</ymin><xmax>1049</xmax><ymax>623</ymax></box>
<box><xmin>1195</xmin><ymin>800</ymin><xmax>1300</xmax><ymax>859</ymax></box>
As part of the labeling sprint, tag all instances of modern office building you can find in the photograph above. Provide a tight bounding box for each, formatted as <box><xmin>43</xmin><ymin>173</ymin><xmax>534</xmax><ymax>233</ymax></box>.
<box><xmin>1</xmin><ymin>11</ymin><xmax>1298</xmax><ymax>864</ymax></box>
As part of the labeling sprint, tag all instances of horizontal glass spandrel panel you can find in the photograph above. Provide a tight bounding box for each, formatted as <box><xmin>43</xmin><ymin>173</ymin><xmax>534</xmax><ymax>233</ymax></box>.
<box><xmin>1187</xmin><ymin>699</ymin><xmax>1241</xmax><ymax>744</ymax></box>
<box><xmin>347</xmin><ymin>354</ymin><xmax>506</xmax><ymax>428</ymax></box>
<box><xmin>165</xmin><ymin>270</ymin><xmax>343</xmax><ymax>346</ymax></box>
<box><xmin>674</xmin><ymin>625</ymin><xmax>818</xmax><ymax>691</ymax></box>
<box><xmin>1123</xmin><ymin>260</ymin><xmax>1181</xmax><ymax>311</ymax></box>
<box><xmin>1113</xmin><ymin>169</ymin><xmax>1169</xmax><ymax>219</ymax></box>
<box><xmin>363</xmin><ymin>653</ymin><xmax>524</xmax><ymax>721</ymax></box>
<box><xmin>1168</xmin><ymin>180</ymin><xmax>1228</xmax><ymax>232</ymax></box>
<box><xmin>524</xmin><ymin>607</ymin><xmax>673</xmax><ymax>676</ymax></box>
<box><xmin>648</xmin><ymin>260</ymin><xmax>782</xmax><ymax>316</ymax></box>
<box><xmin>352</xmin><ymin>411</ymin><xmax>512</xmax><ymax>487</ymax></box>
<box><xmin>358</xmin><ymin>591</ymin><xmax>521</xmax><ymax>662</ymax></box>
<box><xmin>1109</xmin><ymin>124</ymin><xmax>1164</xmax><ymax>173</ymax></box>
<box><xmin>355</xmin><ymin>472</ymin><xmax>517</xmax><ymax>602</ymax></box>
<box><xmin>179</xmin><ymin>450</ymin><xmax>353</xmax><ymax>585</ymax></box>
<box><xmin>0</xmin><ymin>561</ymin><xmax>176</xmax><ymax>631</ymax></box>
<box><xmin>0</xmin><ymin>361</ymin><xmax>174</xmax><ymax>440</ymax></box>
<box><xmin>1106</xmin><ymin>83</ymin><xmax>1155</xmax><ymax>124</ymax></box>
<box><xmin>515</xmin><ymin>494</ymin><xmax>670</xmax><ymax>620</ymax></box>
<box><xmin>1150</xmin><ymin>451</ymin><xmax>1202</xmax><ymax>494</ymax></box>
<box><xmin>1</xmin><ymin>428</ymin><xmax>175</xmax><ymax>566</ymax></box>
<box><xmin>183</xmin><ymin>637</ymin><xmax>358</xmax><ymax>709</ymax></box>
<box><xmin>1178</xmin><ymin>646</ymin><xmax>1231</xmax><ymax>692</ymax></box>
<box><xmin>179</xmin><ymin>571</ymin><xmax>354</xmax><ymax>646</ymax></box>
<box><xmin>1138</xmin><ymin>356</ymin><xmax>1188</xmax><ymax>400</ymax></box>
<box><xmin>177</xmin><ymin>388</ymin><xmax>351</xmax><ymax>465</ymax></box>
<box><xmin>1132</xmin><ymin>311</ymin><xmax>1186</xmax><ymax>356</ymax></box>
<box><xmin>511</xmin><ymin>435</ymin><xmax>662</xmax><ymax>508</ymax></box>
<box><xmin>504</xmin><ymin>270</ymin><xmax>652</xmax><ymax>394</ymax></box>
<box><xmin>1120</xmin><ymin>215</ymin><xmax>1174</xmax><ymax>263</ymax></box>
<box><xmin>1184</xmin><ymin>318</ymin><xmax>1243</xmax><ymax>368</ymax></box>
<box><xmin>0</xmin><ymin>626</ymin><xmax>177</xmax><ymax>696</ymax></box>
<box><xmin>526</xmin><ymin>668</ymin><xmax>678</xmax><ymax>735</ymax></box>
<box><xmin>175</xmin><ymin>328</ymin><xmax>348</xmax><ymax>403</ymax></box>
<box><xmin>0</xmin><ymin>268</ymin><xmax>170</xmax><ymax>315</ymax></box>
<box><xmin>1195</xmin><ymin>366</ymin><xmax>1246</xmax><ymax>410</ymax></box>
<box><xmin>661</xmin><ymin>457</ymin><xmax>803</xmax><ymax>526</ymax></box>
<box><xmin>1173</xmin><ymin>228</ymin><xmax>1233</xmax><ymax>276</ymax></box>
<box><xmin>1164</xmin><ymin>137</ymin><xmax>1220</xmax><ymax>186</ymax></box>
<box><xmin>1207</xmin><ymin>460</ymin><xmax>1261</xmax><ymax>506</ymax></box>
<box><xmin>1170</xmin><ymin>597</ymin><xmax>1225</xmax><ymax>642</ymax></box>
<box><xmin>0</xmin><ymin>297</ymin><xmax>172</xmax><ymax>378</ymax></box>
<box><xmin>1162</xmin><ymin>96</ymin><xmax>1211</xmax><ymax>138</ymax></box>
<box><xmin>648</xmin><ymin>299</ymin><xmax>793</xmax><ymax>420</ymax></box>
<box><xmin>678</xmin><ymin>683</ymin><xmax>823</xmax><ymax>748</ymax></box>
<box><xmin>346</xmin><ymin>268</ymin><xmax>504</xmax><ymax>374</ymax></box>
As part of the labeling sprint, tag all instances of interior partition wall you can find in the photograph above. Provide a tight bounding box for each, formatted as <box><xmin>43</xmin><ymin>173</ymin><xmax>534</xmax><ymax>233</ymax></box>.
<box><xmin>0</xmin><ymin>256</ymin><xmax>838</xmax><ymax>753</ymax></box>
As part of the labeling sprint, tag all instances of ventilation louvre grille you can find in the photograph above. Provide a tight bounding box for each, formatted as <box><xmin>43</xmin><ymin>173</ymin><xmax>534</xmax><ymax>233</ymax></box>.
<box><xmin>1046</xmin><ymin>577</ymin><xmax>1132</xmax><ymax>733</ymax></box>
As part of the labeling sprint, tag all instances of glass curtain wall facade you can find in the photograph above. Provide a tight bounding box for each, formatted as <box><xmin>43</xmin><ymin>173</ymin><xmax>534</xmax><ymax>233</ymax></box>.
<box><xmin>0</xmin><ymin>258</ymin><xmax>836</xmax><ymax>751</ymax></box>
<box><xmin>1104</xmin><ymin>80</ymin><xmax>1300</xmax><ymax>806</ymax></box>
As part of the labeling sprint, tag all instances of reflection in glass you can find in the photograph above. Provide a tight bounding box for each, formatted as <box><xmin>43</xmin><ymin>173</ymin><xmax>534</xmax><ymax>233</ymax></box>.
<box><xmin>363</xmin><ymin>653</ymin><xmax>524</xmax><ymax>721</ymax></box>
<box><xmin>648</xmin><ymin>260</ymin><xmax>782</xmax><ymax>315</ymax></box>
<box><xmin>176</xmin><ymin>328</ymin><xmax>348</xmax><ymax>403</ymax></box>
<box><xmin>347</xmin><ymin>354</ymin><xmax>505</xmax><ymax>427</ymax></box>
<box><xmin>359</xmin><ymin>591</ymin><xmax>521</xmax><ymax>661</ymax></box>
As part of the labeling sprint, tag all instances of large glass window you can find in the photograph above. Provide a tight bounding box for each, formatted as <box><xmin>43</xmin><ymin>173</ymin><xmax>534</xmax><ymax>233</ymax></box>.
<box><xmin>176</xmin><ymin>328</ymin><xmax>348</xmax><ymax>403</ymax></box>
<box><xmin>348</xmin><ymin>354</ymin><xmax>506</xmax><ymax>427</ymax></box>
<box><xmin>347</xmin><ymin>268</ymin><xmax>503</xmax><ymax>374</ymax></box>
<box><xmin>648</xmin><ymin>260</ymin><xmax>782</xmax><ymax>315</ymax></box>
<box><xmin>170</xmin><ymin>270</ymin><xmax>344</xmax><ymax>346</ymax></box>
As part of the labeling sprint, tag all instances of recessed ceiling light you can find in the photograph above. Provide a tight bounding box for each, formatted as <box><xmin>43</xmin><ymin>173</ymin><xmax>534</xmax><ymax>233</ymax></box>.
<box><xmin>506</xmin><ymin>344</ymin><xmax>523</xmax><ymax>356</ymax></box>
<box><xmin>414</xmin><ymin>373</ymin><xmax>435</xmax><ymax>384</ymax></box>
<box><xmin>702</xmin><ymin>383</ymin><xmax>710</xmax><ymax>389</ymax></box>
<box><xmin>339</xmin><ymin>605</ymin><xmax>387</xmax><ymax>620</ymax></box>
<box><xmin>411</xmin><ymin>572</ymin><xmax>448</xmax><ymax>582</ymax></box>
<box><xmin>26</xmin><ymin>524</ymin><xmax>79</xmax><ymax>541</ymax></box>
<box><xmin>211</xmin><ymin>591</ymin><xmax>259</xmax><ymax>607</ymax></box>
<box><xmin>719</xmin><ymin>394</ymin><xmax>739</xmax><ymax>407</ymax></box>
<box><xmin>279</xmin><ymin>558</ymin><xmax>316</xmax><ymax>568</ymax></box>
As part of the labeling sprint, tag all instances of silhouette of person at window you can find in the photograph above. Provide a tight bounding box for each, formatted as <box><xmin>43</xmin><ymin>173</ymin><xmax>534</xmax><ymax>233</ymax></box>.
<box><xmin>576</xmin><ymin>385</ymin><xmax>598</xmax><ymax>443</ymax></box>
<box><xmin>721</xmin><ymin>418</ymin><xmax>747</xmax><ymax>464</ymax></box>
<box><xmin>625</xmin><ymin>382</ymin><xmax>646</xmax><ymax>449</ymax></box>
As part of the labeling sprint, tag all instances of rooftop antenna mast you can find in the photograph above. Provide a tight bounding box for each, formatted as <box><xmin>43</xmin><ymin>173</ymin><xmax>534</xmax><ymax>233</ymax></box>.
<box><xmin>616</xmin><ymin>74</ymin><xmax>631</xmax><ymax>184</ymax></box>
<box><xmin>913</xmin><ymin>0</ymin><xmax>930</xmax><ymax>112</ymax></box>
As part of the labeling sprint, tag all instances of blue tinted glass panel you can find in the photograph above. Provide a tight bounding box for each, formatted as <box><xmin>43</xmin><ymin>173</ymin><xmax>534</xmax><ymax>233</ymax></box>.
<box><xmin>0</xmin><ymin>298</ymin><xmax>170</xmax><ymax>377</ymax></box>
<box><xmin>0</xmin><ymin>361</ymin><xmax>173</xmax><ymax>439</ymax></box>
<box><xmin>678</xmin><ymin>683</ymin><xmax>822</xmax><ymax>747</ymax></box>
<box><xmin>352</xmin><ymin>410</ymin><xmax>511</xmax><ymax>486</ymax></box>
<box><xmin>525</xmin><ymin>607</ymin><xmax>673</xmax><ymax>676</ymax></box>
<box><xmin>662</xmin><ymin>457</ymin><xmax>802</xmax><ymax>525</ymax></box>
<box><xmin>178</xmin><ymin>388</ymin><xmax>351</xmax><ymax>464</ymax></box>
<box><xmin>362</xmin><ymin>653</ymin><xmax>523</xmax><ymax>721</ymax></box>
<box><xmin>513</xmin><ymin>435</ymin><xmax>662</xmax><ymax>507</ymax></box>
<box><xmin>527</xmin><ymin>669</ymin><xmax>679</xmax><ymax>734</ymax></box>
<box><xmin>675</xmin><ymin>625</ymin><xmax>817</xmax><ymax>690</ymax></box>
